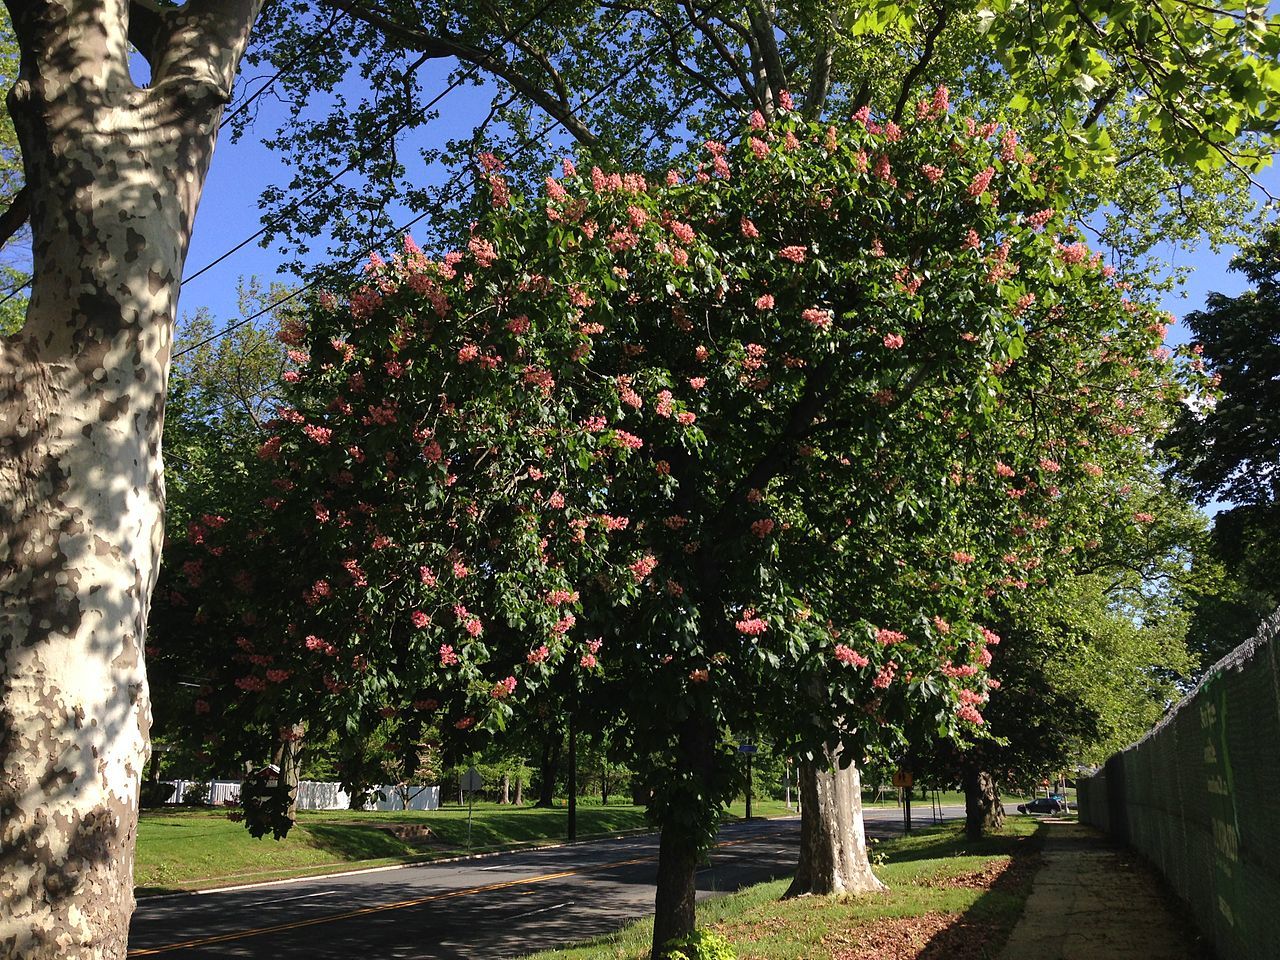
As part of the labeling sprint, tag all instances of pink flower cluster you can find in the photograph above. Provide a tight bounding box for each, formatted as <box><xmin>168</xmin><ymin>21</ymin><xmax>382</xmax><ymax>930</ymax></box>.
<box><xmin>833</xmin><ymin>644</ymin><xmax>869</xmax><ymax>667</ymax></box>
<box><xmin>876</xmin><ymin>628</ymin><xmax>907</xmax><ymax>646</ymax></box>
<box><xmin>802</xmin><ymin>307</ymin><xmax>832</xmax><ymax>330</ymax></box>
<box><xmin>968</xmin><ymin>166</ymin><xmax>995</xmax><ymax>196</ymax></box>
<box><xmin>453</xmin><ymin>604</ymin><xmax>483</xmax><ymax>636</ymax></box>
<box><xmin>491</xmin><ymin>676</ymin><xmax>517</xmax><ymax>699</ymax></box>
<box><xmin>629</xmin><ymin>554</ymin><xmax>658</xmax><ymax>583</ymax></box>
<box><xmin>957</xmin><ymin>703</ymin><xmax>984</xmax><ymax>725</ymax></box>
<box><xmin>303</xmin><ymin>424</ymin><xmax>332</xmax><ymax>446</ymax></box>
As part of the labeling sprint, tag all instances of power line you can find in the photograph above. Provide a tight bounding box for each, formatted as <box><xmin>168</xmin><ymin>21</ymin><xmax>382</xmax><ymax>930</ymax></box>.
<box><xmin>0</xmin><ymin>9</ymin><xmax>349</xmax><ymax>313</ymax></box>
<box><xmin>219</xmin><ymin>9</ymin><xmax>349</xmax><ymax>132</ymax></box>
<box><xmin>0</xmin><ymin>276</ymin><xmax>31</xmax><ymax>309</ymax></box>
<box><xmin>181</xmin><ymin>13</ymin><xmax>719</xmax><ymax>424</ymax></box>
<box><xmin>176</xmin><ymin>4</ymin><xmax>668</xmax><ymax>361</ymax></box>
<box><xmin>181</xmin><ymin>0</ymin><xmax>570</xmax><ymax>290</ymax></box>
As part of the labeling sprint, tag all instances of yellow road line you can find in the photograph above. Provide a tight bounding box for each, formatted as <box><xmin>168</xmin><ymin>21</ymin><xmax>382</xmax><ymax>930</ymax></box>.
<box><xmin>127</xmin><ymin>835</ymin><xmax>765</xmax><ymax>956</ymax></box>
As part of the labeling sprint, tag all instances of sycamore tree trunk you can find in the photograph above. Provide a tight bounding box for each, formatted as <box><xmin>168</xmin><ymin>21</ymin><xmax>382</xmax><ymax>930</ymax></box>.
<box><xmin>963</xmin><ymin>764</ymin><xmax>1006</xmax><ymax>840</ymax></box>
<box><xmin>0</xmin><ymin>3</ymin><xmax>261</xmax><ymax>957</ymax></box>
<box><xmin>786</xmin><ymin>743</ymin><xmax>885</xmax><ymax>897</ymax></box>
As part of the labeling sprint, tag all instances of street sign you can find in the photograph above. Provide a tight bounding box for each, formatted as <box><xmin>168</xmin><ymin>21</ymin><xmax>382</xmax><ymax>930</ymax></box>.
<box><xmin>462</xmin><ymin>767</ymin><xmax>483</xmax><ymax>792</ymax></box>
<box><xmin>737</xmin><ymin>743</ymin><xmax>758</xmax><ymax>754</ymax></box>
<box><xmin>892</xmin><ymin>769</ymin><xmax>914</xmax><ymax>788</ymax></box>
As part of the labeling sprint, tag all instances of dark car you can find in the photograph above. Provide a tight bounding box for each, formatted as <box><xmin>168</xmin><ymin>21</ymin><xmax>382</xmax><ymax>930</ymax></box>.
<box><xmin>1017</xmin><ymin>796</ymin><xmax>1066</xmax><ymax>814</ymax></box>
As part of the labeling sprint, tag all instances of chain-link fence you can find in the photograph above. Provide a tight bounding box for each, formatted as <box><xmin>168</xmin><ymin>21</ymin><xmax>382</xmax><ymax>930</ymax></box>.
<box><xmin>1078</xmin><ymin>608</ymin><xmax>1280</xmax><ymax>959</ymax></box>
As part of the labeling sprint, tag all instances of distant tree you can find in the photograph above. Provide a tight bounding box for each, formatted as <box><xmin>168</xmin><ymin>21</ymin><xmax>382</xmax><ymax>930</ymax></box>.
<box><xmin>1167</xmin><ymin>223</ymin><xmax>1280</xmax><ymax>665</ymax></box>
<box><xmin>1169</xmin><ymin>225</ymin><xmax>1280</xmax><ymax>508</ymax></box>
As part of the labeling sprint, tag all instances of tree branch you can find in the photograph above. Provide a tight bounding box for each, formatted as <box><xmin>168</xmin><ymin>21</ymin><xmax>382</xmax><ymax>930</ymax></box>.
<box><xmin>746</xmin><ymin>0</ymin><xmax>787</xmax><ymax>114</ymax></box>
<box><xmin>128</xmin><ymin>0</ymin><xmax>168</xmax><ymax>68</ymax></box>
<box><xmin>1082</xmin><ymin>83</ymin><xmax>1119</xmax><ymax>129</ymax></box>
<box><xmin>677</xmin><ymin>1</ymin><xmax>761</xmax><ymax>111</ymax></box>
<box><xmin>719</xmin><ymin>352</ymin><xmax>841</xmax><ymax>522</ymax></box>
<box><xmin>892</xmin><ymin>3</ymin><xmax>949</xmax><ymax>124</ymax></box>
<box><xmin>321</xmin><ymin>0</ymin><xmax>598</xmax><ymax>147</ymax></box>
<box><xmin>150</xmin><ymin>0</ymin><xmax>267</xmax><ymax>103</ymax></box>
<box><xmin>0</xmin><ymin>184</ymin><xmax>29</xmax><ymax>249</ymax></box>
<box><xmin>803</xmin><ymin>25</ymin><xmax>836</xmax><ymax>120</ymax></box>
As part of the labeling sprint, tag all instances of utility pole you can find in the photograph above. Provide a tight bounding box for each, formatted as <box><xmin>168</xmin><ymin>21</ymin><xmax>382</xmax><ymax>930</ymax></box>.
<box><xmin>567</xmin><ymin>714</ymin><xmax>577</xmax><ymax>841</ymax></box>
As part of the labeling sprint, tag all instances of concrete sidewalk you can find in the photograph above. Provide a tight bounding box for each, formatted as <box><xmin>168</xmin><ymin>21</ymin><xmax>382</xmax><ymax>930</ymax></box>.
<box><xmin>999</xmin><ymin>819</ymin><xmax>1207</xmax><ymax>960</ymax></box>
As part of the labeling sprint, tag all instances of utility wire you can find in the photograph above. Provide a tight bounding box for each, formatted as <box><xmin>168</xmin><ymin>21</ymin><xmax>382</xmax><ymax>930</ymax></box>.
<box><xmin>182</xmin><ymin>12</ymin><xmax>720</xmax><ymax>425</ymax></box>
<box><xmin>219</xmin><ymin>8</ymin><xmax>349</xmax><ymax>132</ymax></box>
<box><xmin>180</xmin><ymin>0</ymin><xmax>570</xmax><ymax>290</ymax></box>
<box><xmin>176</xmin><ymin>6</ymin><xmax>681</xmax><ymax>363</ymax></box>
<box><xmin>0</xmin><ymin>8</ymin><xmax>351</xmax><ymax>312</ymax></box>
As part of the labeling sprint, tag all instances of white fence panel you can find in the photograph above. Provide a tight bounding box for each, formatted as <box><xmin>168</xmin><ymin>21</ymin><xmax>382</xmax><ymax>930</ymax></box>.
<box><xmin>160</xmin><ymin>779</ymin><xmax>438</xmax><ymax>811</ymax></box>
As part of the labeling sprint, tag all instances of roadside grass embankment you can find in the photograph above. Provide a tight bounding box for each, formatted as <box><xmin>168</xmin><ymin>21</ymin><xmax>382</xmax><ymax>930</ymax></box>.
<box><xmin>522</xmin><ymin>817</ymin><xmax>1045</xmax><ymax>960</ymax></box>
<box><xmin>135</xmin><ymin>802</ymin><xmax>650</xmax><ymax>895</ymax></box>
<box><xmin>135</xmin><ymin>790</ymin><xmax>982</xmax><ymax>896</ymax></box>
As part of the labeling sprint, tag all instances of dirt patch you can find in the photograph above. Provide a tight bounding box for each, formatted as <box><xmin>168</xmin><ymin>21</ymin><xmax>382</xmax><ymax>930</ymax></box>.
<box><xmin>918</xmin><ymin>859</ymin><xmax>1011</xmax><ymax>889</ymax></box>
<box><xmin>824</xmin><ymin>848</ymin><xmax>1042</xmax><ymax>960</ymax></box>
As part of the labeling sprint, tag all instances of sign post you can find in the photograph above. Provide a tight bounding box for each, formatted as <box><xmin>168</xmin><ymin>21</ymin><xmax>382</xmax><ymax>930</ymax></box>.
<box><xmin>461</xmin><ymin>766</ymin><xmax>483</xmax><ymax>846</ymax></box>
<box><xmin>892</xmin><ymin>768</ymin><xmax>914</xmax><ymax>834</ymax></box>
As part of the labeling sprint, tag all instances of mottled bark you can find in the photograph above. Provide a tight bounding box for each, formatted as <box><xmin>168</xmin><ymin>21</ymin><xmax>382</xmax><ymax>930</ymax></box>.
<box><xmin>0</xmin><ymin>2</ymin><xmax>262</xmax><ymax>956</ymax></box>
<box><xmin>963</xmin><ymin>765</ymin><xmax>1006</xmax><ymax>840</ymax></box>
<box><xmin>786</xmin><ymin>745</ymin><xmax>884</xmax><ymax>897</ymax></box>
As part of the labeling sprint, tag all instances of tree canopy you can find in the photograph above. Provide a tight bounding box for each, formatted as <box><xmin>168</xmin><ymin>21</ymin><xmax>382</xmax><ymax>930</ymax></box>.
<box><xmin>149</xmin><ymin>96</ymin><xmax>1206</xmax><ymax>950</ymax></box>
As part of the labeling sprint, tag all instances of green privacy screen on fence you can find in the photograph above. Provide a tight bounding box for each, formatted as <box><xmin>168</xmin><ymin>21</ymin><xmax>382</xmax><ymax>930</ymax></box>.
<box><xmin>1078</xmin><ymin>609</ymin><xmax>1280</xmax><ymax>960</ymax></box>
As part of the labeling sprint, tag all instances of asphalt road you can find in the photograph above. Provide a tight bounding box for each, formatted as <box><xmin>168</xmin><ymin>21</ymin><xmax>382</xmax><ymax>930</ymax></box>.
<box><xmin>128</xmin><ymin>805</ymin><xmax>962</xmax><ymax>959</ymax></box>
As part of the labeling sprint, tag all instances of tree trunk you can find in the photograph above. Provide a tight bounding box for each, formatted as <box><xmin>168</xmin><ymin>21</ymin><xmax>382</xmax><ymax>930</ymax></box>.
<box><xmin>963</xmin><ymin>764</ymin><xmax>1005</xmax><ymax>840</ymax></box>
<box><xmin>514</xmin><ymin>772</ymin><xmax>523</xmax><ymax>806</ymax></box>
<box><xmin>0</xmin><ymin>6</ymin><xmax>261</xmax><ymax>955</ymax></box>
<box><xmin>499</xmin><ymin>773</ymin><xmax>509</xmax><ymax>805</ymax></box>
<box><xmin>786</xmin><ymin>745</ymin><xmax>884</xmax><ymax>897</ymax></box>
<box><xmin>649</xmin><ymin>715</ymin><xmax>718</xmax><ymax>958</ymax></box>
<box><xmin>567</xmin><ymin>715</ymin><xmax>577</xmax><ymax>841</ymax></box>
<box><xmin>270</xmin><ymin>724</ymin><xmax>303</xmax><ymax>821</ymax></box>
<box><xmin>651</xmin><ymin>824</ymin><xmax>699</xmax><ymax>957</ymax></box>
<box><xmin>536</xmin><ymin>728</ymin><xmax>562</xmax><ymax>807</ymax></box>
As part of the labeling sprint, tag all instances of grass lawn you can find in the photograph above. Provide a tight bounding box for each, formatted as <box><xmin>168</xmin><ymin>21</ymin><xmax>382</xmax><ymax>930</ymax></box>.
<box><xmin>135</xmin><ymin>802</ymin><xmax>650</xmax><ymax>894</ymax></box>
<box><xmin>521</xmin><ymin>817</ymin><xmax>1044</xmax><ymax>960</ymax></box>
<box><xmin>136</xmin><ymin>791</ymin><xmax>990</xmax><ymax>896</ymax></box>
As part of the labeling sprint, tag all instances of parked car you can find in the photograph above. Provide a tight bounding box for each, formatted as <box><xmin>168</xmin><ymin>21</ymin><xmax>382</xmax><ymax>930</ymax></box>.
<box><xmin>1017</xmin><ymin>796</ymin><xmax>1066</xmax><ymax>814</ymax></box>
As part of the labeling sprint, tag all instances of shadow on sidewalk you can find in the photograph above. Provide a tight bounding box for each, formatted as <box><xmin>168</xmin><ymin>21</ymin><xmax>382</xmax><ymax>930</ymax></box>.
<box><xmin>909</xmin><ymin>821</ymin><xmax>1047</xmax><ymax>960</ymax></box>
